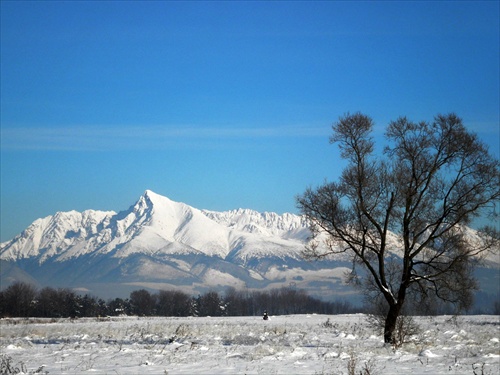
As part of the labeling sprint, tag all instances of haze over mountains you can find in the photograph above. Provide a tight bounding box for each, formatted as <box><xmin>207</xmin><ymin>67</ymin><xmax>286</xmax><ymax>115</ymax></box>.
<box><xmin>1</xmin><ymin>190</ymin><xmax>498</xmax><ymax>309</ymax></box>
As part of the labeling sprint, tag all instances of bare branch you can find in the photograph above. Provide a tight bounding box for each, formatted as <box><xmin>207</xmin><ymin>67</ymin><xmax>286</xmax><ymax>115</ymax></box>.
<box><xmin>297</xmin><ymin>112</ymin><xmax>500</xmax><ymax>344</ymax></box>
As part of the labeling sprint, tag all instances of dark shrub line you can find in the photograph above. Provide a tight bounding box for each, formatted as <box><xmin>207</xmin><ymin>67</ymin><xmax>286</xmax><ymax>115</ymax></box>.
<box><xmin>0</xmin><ymin>282</ymin><xmax>359</xmax><ymax>318</ymax></box>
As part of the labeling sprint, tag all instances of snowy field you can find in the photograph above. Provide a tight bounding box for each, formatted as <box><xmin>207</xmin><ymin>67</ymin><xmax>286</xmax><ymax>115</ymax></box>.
<box><xmin>1</xmin><ymin>314</ymin><xmax>499</xmax><ymax>375</ymax></box>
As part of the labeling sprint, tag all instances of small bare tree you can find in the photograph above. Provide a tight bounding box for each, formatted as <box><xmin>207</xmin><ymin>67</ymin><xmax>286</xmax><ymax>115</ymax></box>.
<box><xmin>297</xmin><ymin>112</ymin><xmax>499</xmax><ymax>344</ymax></box>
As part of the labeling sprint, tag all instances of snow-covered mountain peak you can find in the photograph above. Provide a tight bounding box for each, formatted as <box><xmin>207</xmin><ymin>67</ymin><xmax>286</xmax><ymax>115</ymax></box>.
<box><xmin>0</xmin><ymin>209</ymin><xmax>116</xmax><ymax>262</ymax></box>
<box><xmin>142</xmin><ymin>189</ymin><xmax>173</xmax><ymax>207</ymax></box>
<box><xmin>0</xmin><ymin>190</ymin><xmax>311</xmax><ymax>263</ymax></box>
<box><xmin>120</xmin><ymin>190</ymin><xmax>185</xmax><ymax>231</ymax></box>
<box><xmin>130</xmin><ymin>190</ymin><xmax>194</xmax><ymax>230</ymax></box>
<box><xmin>133</xmin><ymin>190</ymin><xmax>189</xmax><ymax>217</ymax></box>
<box><xmin>131</xmin><ymin>190</ymin><xmax>164</xmax><ymax>214</ymax></box>
<box><xmin>202</xmin><ymin>207</ymin><xmax>311</xmax><ymax>241</ymax></box>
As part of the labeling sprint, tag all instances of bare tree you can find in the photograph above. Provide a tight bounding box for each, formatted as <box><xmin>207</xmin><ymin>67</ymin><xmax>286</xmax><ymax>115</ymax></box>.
<box><xmin>297</xmin><ymin>112</ymin><xmax>499</xmax><ymax>344</ymax></box>
<box><xmin>156</xmin><ymin>290</ymin><xmax>191</xmax><ymax>316</ymax></box>
<box><xmin>198</xmin><ymin>291</ymin><xmax>223</xmax><ymax>316</ymax></box>
<box><xmin>130</xmin><ymin>289</ymin><xmax>156</xmax><ymax>316</ymax></box>
<box><xmin>1</xmin><ymin>282</ymin><xmax>37</xmax><ymax>317</ymax></box>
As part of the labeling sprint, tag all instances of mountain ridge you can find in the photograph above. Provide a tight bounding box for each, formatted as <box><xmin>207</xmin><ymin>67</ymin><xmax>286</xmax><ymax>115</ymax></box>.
<box><xmin>1</xmin><ymin>190</ymin><xmax>498</xmax><ymax>305</ymax></box>
<box><xmin>1</xmin><ymin>190</ymin><xmax>329</xmax><ymax>299</ymax></box>
<box><xmin>0</xmin><ymin>190</ymin><xmax>311</xmax><ymax>263</ymax></box>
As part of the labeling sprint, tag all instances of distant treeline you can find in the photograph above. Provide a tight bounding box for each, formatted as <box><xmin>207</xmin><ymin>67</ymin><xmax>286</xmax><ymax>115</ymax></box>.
<box><xmin>0</xmin><ymin>282</ymin><xmax>360</xmax><ymax>318</ymax></box>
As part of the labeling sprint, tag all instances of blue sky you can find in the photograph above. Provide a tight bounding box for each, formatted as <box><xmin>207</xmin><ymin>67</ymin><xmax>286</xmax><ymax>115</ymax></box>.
<box><xmin>1</xmin><ymin>1</ymin><xmax>499</xmax><ymax>242</ymax></box>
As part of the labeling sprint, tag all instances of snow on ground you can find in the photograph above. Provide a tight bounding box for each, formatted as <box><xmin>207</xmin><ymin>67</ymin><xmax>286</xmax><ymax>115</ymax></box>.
<box><xmin>1</xmin><ymin>314</ymin><xmax>498</xmax><ymax>374</ymax></box>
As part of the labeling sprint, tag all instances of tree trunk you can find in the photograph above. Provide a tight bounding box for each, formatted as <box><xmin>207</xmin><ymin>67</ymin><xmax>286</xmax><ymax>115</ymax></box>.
<box><xmin>384</xmin><ymin>303</ymin><xmax>401</xmax><ymax>344</ymax></box>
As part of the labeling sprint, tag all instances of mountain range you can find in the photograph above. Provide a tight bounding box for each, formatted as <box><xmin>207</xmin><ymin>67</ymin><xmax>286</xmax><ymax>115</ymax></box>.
<box><xmin>1</xmin><ymin>190</ymin><xmax>355</xmax><ymax>300</ymax></box>
<box><xmin>1</xmin><ymin>190</ymin><xmax>498</xmax><ymax>308</ymax></box>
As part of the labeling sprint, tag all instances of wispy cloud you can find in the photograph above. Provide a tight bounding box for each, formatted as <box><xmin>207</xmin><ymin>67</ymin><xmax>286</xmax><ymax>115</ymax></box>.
<box><xmin>0</xmin><ymin>124</ymin><xmax>329</xmax><ymax>151</ymax></box>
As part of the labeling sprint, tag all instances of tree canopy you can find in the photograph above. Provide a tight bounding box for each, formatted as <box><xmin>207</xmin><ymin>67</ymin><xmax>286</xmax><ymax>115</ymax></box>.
<box><xmin>297</xmin><ymin>112</ymin><xmax>499</xmax><ymax>344</ymax></box>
